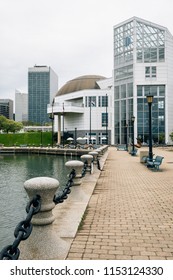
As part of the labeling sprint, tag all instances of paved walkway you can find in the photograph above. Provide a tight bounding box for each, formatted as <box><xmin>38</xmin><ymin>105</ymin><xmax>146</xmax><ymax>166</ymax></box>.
<box><xmin>66</xmin><ymin>146</ymin><xmax>173</xmax><ymax>260</ymax></box>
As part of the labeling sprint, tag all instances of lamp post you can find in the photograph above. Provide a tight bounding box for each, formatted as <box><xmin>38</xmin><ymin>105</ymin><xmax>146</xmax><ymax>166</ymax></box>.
<box><xmin>49</xmin><ymin>98</ymin><xmax>55</xmax><ymax>148</ymax></box>
<box><xmin>62</xmin><ymin>103</ymin><xmax>64</xmax><ymax>147</ymax></box>
<box><xmin>74</xmin><ymin>127</ymin><xmax>77</xmax><ymax>148</ymax></box>
<box><xmin>146</xmin><ymin>93</ymin><xmax>154</xmax><ymax>162</ymax></box>
<box><xmin>126</xmin><ymin>123</ymin><xmax>128</xmax><ymax>151</ymax></box>
<box><xmin>89</xmin><ymin>98</ymin><xmax>95</xmax><ymax>144</ymax></box>
<box><xmin>131</xmin><ymin>116</ymin><xmax>135</xmax><ymax>156</ymax></box>
<box><xmin>106</xmin><ymin>94</ymin><xmax>108</xmax><ymax>145</ymax></box>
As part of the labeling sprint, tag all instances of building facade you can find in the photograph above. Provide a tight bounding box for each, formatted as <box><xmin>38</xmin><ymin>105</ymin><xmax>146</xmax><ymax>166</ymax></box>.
<box><xmin>28</xmin><ymin>65</ymin><xmax>58</xmax><ymax>124</ymax></box>
<box><xmin>113</xmin><ymin>17</ymin><xmax>173</xmax><ymax>145</ymax></box>
<box><xmin>15</xmin><ymin>89</ymin><xmax>28</xmax><ymax>122</ymax></box>
<box><xmin>47</xmin><ymin>75</ymin><xmax>113</xmax><ymax>145</ymax></box>
<box><xmin>0</xmin><ymin>99</ymin><xmax>13</xmax><ymax>119</ymax></box>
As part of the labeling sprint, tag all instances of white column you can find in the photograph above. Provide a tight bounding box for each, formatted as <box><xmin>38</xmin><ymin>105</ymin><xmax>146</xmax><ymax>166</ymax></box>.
<box><xmin>57</xmin><ymin>114</ymin><xmax>61</xmax><ymax>144</ymax></box>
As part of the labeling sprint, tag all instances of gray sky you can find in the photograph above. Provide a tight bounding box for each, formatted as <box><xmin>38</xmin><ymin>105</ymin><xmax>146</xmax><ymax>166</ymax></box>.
<box><xmin>0</xmin><ymin>0</ymin><xmax>173</xmax><ymax>101</ymax></box>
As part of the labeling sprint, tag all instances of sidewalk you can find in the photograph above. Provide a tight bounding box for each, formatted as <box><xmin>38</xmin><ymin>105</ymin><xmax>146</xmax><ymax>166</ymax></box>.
<box><xmin>66</xmin><ymin>146</ymin><xmax>173</xmax><ymax>260</ymax></box>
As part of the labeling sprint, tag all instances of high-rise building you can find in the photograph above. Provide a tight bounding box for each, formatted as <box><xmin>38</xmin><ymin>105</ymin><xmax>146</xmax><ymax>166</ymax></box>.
<box><xmin>0</xmin><ymin>99</ymin><xmax>13</xmax><ymax>119</ymax></box>
<box><xmin>28</xmin><ymin>65</ymin><xmax>58</xmax><ymax>124</ymax></box>
<box><xmin>113</xmin><ymin>17</ymin><xmax>173</xmax><ymax>145</ymax></box>
<box><xmin>15</xmin><ymin>89</ymin><xmax>28</xmax><ymax>122</ymax></box>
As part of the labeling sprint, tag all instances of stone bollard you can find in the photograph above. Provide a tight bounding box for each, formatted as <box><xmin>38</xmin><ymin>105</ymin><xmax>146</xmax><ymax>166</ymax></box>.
<box><xmin>65</xmin><ymin>160</ymin><xmax>84</xmax><ymax>185</ymax></box>
<box><xmin>24</xmin><ymin>177</ymin><xmax>59</xmax><ymax>225</ymax></box>
<box><xmin>88</xmin><ymin>151</ymin><xmax>98</xmax><ymax>164</ymax></box>
<box><xmin>95</xmin><ymin>148</ymin><xmax>102</xmax><ymax>159</ymax></box>
<box><xmin>81</xmin><ymin>154</ymin><xmax>93</xmax><ymax>173</ymax></box>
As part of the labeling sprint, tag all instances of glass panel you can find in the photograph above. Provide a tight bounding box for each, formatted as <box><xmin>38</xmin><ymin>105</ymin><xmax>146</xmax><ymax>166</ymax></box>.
<box><xmin>145</xmin><ymin>67</ymin><xmax>150</xmax><ymax>77</ymax></box>
<box><xmin>115</xmin><ymin>86</ymin><xmax>119</xmax><ymax>99</ymax></box>
<box><xmin>159</xmin><ymin>85</ymin><xmax>165</xmax><ymax>96</ymax></box>
<box><xmin>127</xmin><ymin>83</ymin><xmax>133</xmax><ymax>97</ymax></box>
<box><xmin>121</xmin><ymin>84</ymin><xmax>126</xmax><ymax>98</ymax></box>
<box><xmin>137</xmin><ymin>85</ymin><xmax>143</xmax><ymax>96</ymax></box>
<box><xmin>151</xmin><ymin>66</ymin><xmax>156</xmax><ymax>77</ymax></box>
<box><xmin>136</xmin><ymin>21</ymin><xmax>165</xmax><ymax>63</ymax></box>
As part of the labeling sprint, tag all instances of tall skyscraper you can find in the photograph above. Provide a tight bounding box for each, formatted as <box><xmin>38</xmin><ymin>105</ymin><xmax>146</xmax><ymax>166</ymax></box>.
<box><xmin>28</xmin><ymin>65</ymin><xmax>58</xmax><ymax>124</ymax></box>
<box><xmin>15</xmin><ymin>89</ymin><xmax>28</xmax><ymax>122</ymax></box>
<box><xmin>0</xmin><ymin>99</ymin><xmax>13</xmax><ymax>119</ymax></box>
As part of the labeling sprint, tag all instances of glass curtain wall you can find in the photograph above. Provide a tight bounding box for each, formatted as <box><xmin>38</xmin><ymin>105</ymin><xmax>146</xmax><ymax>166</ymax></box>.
<box><xmin>137</xmin><ymin>85</ymin><xmax>165</xmax><ymax>144</ymax></box>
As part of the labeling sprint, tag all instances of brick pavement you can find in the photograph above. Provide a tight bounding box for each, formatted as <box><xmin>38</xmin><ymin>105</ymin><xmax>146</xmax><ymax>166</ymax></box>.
<box><xmin>66</xmin><ymin>146</ymin><xmax>173</xmax><ymax>260</ymax></box>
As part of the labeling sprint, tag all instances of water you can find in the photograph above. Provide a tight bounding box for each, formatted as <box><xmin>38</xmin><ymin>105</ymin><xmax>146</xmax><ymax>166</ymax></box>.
<box><xmin>0</xmin><ymin>153</ymin><xmax>76</xmax><ymax>249</ymax></box>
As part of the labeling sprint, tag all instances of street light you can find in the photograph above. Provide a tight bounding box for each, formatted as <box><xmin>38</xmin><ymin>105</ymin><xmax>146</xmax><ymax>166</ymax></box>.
<box><xmin>62</xmin><ymin>103</ymin><xmax>64</xmax><ymax>147</ymax></box>
<box><xmin>106</xmin><ymin>94</ymin><xmax>108</xmax><ymax>145</ymax></box>
<box><xmin>49</xmin><ymin>98</ymin><xmax>55</xmax><ymax>148</ymax></box>
<box><xmin>131</xmin><ymin>116</ymin><xmax>135</xmax><ymax>156</ymax></box>
<box><xmin>146</xmin><ymin>92</ymin><xmax>154</xmax><ymax>163</ymax></box>
<box><xmin>74</xmin><ymin>127</ymin><xmax>77</xmax><ymax>148</ymax></box>
<box><xmin>89</xmin><ymin>98</ymin><xmax>95</xmax><ymax>144</ymax></box>
<box><xmin>126</xmin><ymin>123</ymin><xmax>128</xmax><ymax>151</ymax></box>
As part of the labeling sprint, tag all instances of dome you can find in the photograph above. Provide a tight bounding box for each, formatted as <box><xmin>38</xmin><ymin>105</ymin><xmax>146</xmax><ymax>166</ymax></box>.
<box><xmin>56</xmin><ymin>75</ymin><xmax>106</xmax><ymax>96</ymax></box>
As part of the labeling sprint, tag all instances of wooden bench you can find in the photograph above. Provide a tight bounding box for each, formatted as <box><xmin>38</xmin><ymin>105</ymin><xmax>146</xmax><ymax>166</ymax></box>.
<box><xmin>147</xmin><ymin>155</ymin><xmax>164</xmax><ymax>171</ymax></box>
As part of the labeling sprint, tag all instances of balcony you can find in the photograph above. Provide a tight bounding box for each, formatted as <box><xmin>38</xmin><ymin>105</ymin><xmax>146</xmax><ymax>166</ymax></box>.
<box><xmin>47</xmin><ymin>102</ymin><xmax>84</xmax><ymax>114</ymax></box>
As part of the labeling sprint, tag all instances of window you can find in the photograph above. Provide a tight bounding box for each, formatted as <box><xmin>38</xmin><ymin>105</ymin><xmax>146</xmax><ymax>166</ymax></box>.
<box><xmin>99</xmin><ymin>96</ymin><xmax>108</xmax><ymax>107</ymax></box>
<box><xmin>145</xmin><ymin>67</ymin><xmax>150</xmax><ymax>78</ymax></box>
<box><xmin>137</xmin><ymin>86</ymin><xmax>143</xmax><ymax>96</ymax></box>
<box><xmin>102</xmin><ymin>113</ymin><xmax>108</xmax><ymax>127</ymax></box>
<box><xmin>145</xmin><ymin>66</ymin><xmax>156</xmax><ymax>78</ymax></box>
<box><xmin>85</xmin><ymin>96</ymin><xmax>96</xmax><ymax>107</ymax></box>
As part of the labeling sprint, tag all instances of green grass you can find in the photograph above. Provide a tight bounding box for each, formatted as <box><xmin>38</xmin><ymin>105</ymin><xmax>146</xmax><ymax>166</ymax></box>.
<box><xmin>0</xmin><ymin>132</ymin><xmax>52</xmax><ymax>147</ymax></box>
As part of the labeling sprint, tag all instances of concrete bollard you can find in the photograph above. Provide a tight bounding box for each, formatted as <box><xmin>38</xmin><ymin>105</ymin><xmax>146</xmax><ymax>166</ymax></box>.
<box><xmin>65</xmin><ymin>160</ymin><xmax>84</xmax><ymax>185</ymax></box>
<box><xmin>88</xmin><ymin>151</ymin><xmax>98</xmax><ymax>164</ymax></box>
<box><xmin>81</xmin><ymin>154</ymin><xmax>93</xmax><ymax>173</ymax></box>
<box><xmin>24</xmin><ymin>177</ymin><xmax>59</xmax><ymax>225</ymax></box>
<box><xmin>95</xmin><ymin>148</ymin><xmax>102</xmax><ymax>159</ymax></box>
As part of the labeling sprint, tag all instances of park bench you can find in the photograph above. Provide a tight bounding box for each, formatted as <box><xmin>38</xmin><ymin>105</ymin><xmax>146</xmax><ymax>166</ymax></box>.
<box><xmin>147</xmin><ymin>155</ymin><xmax>164</xmax><ymax>171</ymax></box>
<box><xmin>0</xmin><ymin>143</ymin><xmax>4</xmax><ymax>148</ymax></box>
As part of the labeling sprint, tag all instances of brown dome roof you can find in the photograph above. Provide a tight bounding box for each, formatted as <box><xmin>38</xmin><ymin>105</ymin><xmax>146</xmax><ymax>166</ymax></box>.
<box><xmin>56</xmin><ymin>75</ymin><xmax>106</xmax><ymax>96</ymax></box>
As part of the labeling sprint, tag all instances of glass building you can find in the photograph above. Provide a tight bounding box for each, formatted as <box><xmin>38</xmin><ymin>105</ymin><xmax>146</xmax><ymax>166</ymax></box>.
<box><xmin>113</xmin><ymin>17</ymin><xmax>173</xmax><ymax>145</ymax></box>
<box><xmin>28</xmin><ymin>66</ymin><xmax>58</xmax><ymax>124</ymax></box>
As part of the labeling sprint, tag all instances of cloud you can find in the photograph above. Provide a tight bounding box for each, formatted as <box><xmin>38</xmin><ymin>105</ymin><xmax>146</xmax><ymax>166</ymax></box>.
<box><xmin>0</xmin><ymin>0</ymin><xmax>173</xmax><ymax>100</ymax></box>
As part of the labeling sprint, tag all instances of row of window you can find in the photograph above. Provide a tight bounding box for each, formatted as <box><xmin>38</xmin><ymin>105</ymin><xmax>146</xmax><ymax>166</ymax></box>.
<box><xmin>137</xmin><ymin>85</ymin><xmax>165</xmax><ymax>97</ymax></box>
<box><xmin>85</xmin><ymin>96</ymin><xmax>108</xmax><ymax>107</ymax></box>
<box><xmin>115</xmin><ymin>83</ymin><xmax>133</xmax><ymax>99</ymax></box>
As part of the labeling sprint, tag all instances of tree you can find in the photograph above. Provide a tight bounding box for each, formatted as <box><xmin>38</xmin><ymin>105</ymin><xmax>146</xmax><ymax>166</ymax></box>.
<box><xmin>0</xmin><ymin>115</ymin><xmax>23</xmax><ymax>133</ymax></box>
<box><xmin>0</xmin><ymin>115</ymin><xmax>7</xmax><ymax>131</ymax></box>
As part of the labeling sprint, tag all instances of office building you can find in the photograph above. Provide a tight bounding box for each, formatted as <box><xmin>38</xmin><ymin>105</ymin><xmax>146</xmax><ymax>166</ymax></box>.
<box><xmin>15</xmin><ymin>89</ymin><xmax>28</xmax><ymax>122</ymax></box>
<box><xmin>0</xmin><ymin>99</ymin><xmax>13</xmax><ymax>119</ymax></box>
<box><xmin>28</xmin><ymin>65</ymin><xmax>58</xmax><ymax>124</ymax></box>
<box><xmin>113</xmin><ymin>17</ymin><xmax>173</xmax><ymax>145</ymax></box>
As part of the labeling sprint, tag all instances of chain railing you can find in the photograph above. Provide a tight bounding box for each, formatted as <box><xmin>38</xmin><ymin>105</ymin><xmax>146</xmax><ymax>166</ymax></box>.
<box><xmin>53</xmin><ymin>169</ymin><xmax>76</xmax><ymax>204</ymax></box>
<box><xmin>0</xmin><ymin>150</ymin><xmax>105</xmax><ymax>260</ymax></box>
<box><xmin>0</xmin><ymin>195</ymin><xmax>41</xmax><ymax>260</ymax></box>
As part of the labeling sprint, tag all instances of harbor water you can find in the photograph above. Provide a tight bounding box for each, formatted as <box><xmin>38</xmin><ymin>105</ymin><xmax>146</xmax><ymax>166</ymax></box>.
<box><xmin>0</xmin><ymin>153</ymin><xmax>76</xmax><ymax>249</ymax></box>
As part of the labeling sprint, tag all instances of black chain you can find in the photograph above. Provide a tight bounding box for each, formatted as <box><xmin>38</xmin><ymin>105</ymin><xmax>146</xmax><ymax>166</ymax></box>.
<box><xmin>53</xmin><ymin>169</ymin><xmax>76</xmax><ymax>204</ymax></box>
<box><xmin>0</xmin><ymin>195</ymin><xmax>41</xmax><ymax>260</ymax></box>
<box><xmin>81</xmin><ymin>160</ymin><xmax>88</xmax><ymax>177</ymax></box>
<box><xmin>97</xmin><ymin>158</ymin><xmax>101</xmax><ymax>170</ymax></box>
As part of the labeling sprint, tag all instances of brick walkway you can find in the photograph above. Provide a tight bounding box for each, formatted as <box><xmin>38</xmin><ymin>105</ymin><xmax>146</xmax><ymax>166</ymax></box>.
<box><xmin>66</xmin><ymin>146</ymin><xmax>173</xmax><ymax>260</ymax></box>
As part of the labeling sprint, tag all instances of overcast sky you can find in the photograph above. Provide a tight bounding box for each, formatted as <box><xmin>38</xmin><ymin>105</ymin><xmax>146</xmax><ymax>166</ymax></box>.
<box><xmin>0</xmin><ymin>0</ymin><xmax>173</xmax><ymax>101</ymax></box>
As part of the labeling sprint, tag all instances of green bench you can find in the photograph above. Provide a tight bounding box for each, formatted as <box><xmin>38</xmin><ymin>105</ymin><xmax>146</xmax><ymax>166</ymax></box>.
<box><xmin>147</xmin><ymin>155</ymin><xmax>164</xmax><ymax>171</ymax></box>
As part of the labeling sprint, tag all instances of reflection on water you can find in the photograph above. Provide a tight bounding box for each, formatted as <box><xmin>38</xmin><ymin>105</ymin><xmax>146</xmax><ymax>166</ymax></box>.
<box><xmin>0</xmin><ymin>154</ymin><xmax>76</xmax><ymax>249</ymax></box>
